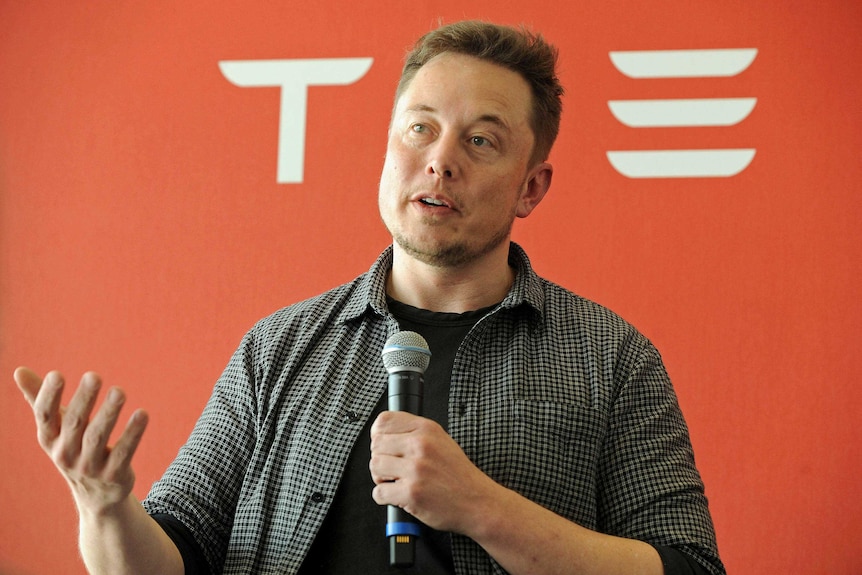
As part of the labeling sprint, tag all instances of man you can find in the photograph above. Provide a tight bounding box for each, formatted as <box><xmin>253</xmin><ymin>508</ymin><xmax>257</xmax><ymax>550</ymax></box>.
<box><xmin>15</xmin><ymin>20</ymin><xmax>724</xmax><ymax>575</ymax></box>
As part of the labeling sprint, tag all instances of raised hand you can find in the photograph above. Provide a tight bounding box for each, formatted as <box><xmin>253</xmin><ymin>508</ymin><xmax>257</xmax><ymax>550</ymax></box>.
<box><xmin>14</xmin><ymin>367</ymin><xmax>149</xmax><ymax>513</ymax></box>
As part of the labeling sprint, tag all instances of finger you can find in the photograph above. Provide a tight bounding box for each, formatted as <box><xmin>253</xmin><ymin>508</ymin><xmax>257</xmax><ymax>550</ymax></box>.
<box><xmin>14</xmin><ymin>366</ymin><xmax>43</xmax><ymax>407</ymax></box>
<box><xmin>370</xmin><ymin>426</ymin><xmax>409</xmax><ymax>460</ymax></box>
<box><xmin>370</xmin><ymin>411</ymin><xmax>414</xmax><ymax>448</ymax></box>
<box><xmin>371</xmin><ymin>482</ymin><xmax>394</xmax><ymax>506</ymax></box>
<box><xmin>371</xmin><ymin>416</ymin><xmax>436</xmax><ymax>456</ymax></box>
<box><xmin>370</xmin><ymin>474</ymin><xmax>413</xmax><ymax>510</ymax></box>
<box><xmin>373</xmin><ymin>411</ymin><xmax>431</xmax><ymax>439</ymax></box>
<box><xmin>30</xmin><ymin>370</ymin><xmax>66</xmax><ymax>447</ymax></box>
<box><xmin>103</xmin><ymin>409</ymin><xmax>149</xmax><ymax>482</ymax></box>
<box><xmin>371</xmin><ymin>410</ymin><xmax>409</xmax><ymax>432</ymax></box>
<box><xmin>55</xmin><ymin>372</ymin><xmax>102</xmax><ymax>467</ymax></box>
<box><xmin>369</xmin><ymin>452</ymin><xmax>404</xmax><ymax>485</ymax></box>
<box><xmin>80</xmin><ymin>386</ymin><xmax>127</xmax><ymax>464</ymax></box>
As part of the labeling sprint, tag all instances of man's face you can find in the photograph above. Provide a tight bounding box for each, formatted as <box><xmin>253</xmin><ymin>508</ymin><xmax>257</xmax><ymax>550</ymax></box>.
<box><xmin>378</xmin><ymin>52</ymin><xmax>546</xmax><ymax>269</ymax></box>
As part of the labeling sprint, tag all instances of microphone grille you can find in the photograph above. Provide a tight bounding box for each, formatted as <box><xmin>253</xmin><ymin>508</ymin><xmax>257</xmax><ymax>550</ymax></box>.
<box><xmin>382</xmin><ymin>331</ymin><xmax>431</xmax><ymax>372</ymax></box>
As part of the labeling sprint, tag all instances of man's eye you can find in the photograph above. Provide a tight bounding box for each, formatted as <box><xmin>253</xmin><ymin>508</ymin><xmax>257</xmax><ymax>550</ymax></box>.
<box><xmin>471</xmin><ymin>136</ymin><xmax>490</xmax><ymax>147</ymax></box>
<box><xmin>411</xmin><ymin>124</ymin><xmax>427</xmax><ymax>133</ymax></box>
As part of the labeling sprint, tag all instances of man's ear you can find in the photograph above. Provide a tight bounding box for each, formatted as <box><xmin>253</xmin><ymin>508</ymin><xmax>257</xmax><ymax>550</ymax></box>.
<box><xmin>516</xmin><ymin>162</ymin><xmax>553</xmax><ymax>218</ymax></box>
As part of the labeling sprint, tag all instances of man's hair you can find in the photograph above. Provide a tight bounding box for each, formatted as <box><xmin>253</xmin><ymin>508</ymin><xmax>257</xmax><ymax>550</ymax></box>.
<box><xmin>395</xmin><ymin>20</ymin><xmax>564</xmax><ymax>166</ymax></box>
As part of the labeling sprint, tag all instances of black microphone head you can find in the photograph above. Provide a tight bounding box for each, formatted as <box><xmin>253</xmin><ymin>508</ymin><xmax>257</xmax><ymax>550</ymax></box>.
<box><xmin>382</xmin><ymin>331</ymin><xmax>431</xmax><ymax>373</ymax></box>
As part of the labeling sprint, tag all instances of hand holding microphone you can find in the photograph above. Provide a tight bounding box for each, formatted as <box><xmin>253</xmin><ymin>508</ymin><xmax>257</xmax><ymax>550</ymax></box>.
<box><xmin>373</xmin><ymin>331</ymin><xmax>501</xmax><ymax>567</ymax></box>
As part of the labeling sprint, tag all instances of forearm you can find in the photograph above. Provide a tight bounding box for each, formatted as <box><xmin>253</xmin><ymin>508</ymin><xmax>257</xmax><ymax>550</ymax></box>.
<box><xmin>467</xmin><ymin>483</ymin><xmax>663</xmax><ymax>575</ymax></box>
<box><xmin>78</xmin><ymin>495</ymin><xmax>184</xmax><ymax>575</ymax></box>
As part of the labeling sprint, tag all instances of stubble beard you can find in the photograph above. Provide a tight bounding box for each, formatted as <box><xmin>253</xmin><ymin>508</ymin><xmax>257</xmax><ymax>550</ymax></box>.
<box><xmin>389</xmin><ymin>216</ymin><xmax>514</xmax><ymax>269</ymax></box>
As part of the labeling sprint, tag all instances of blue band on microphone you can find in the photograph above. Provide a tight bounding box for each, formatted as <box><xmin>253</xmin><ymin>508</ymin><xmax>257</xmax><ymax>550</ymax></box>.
<box><xmin>386</xmin><ymin>522</ymin><xmax>422</xmax><ymax>537</ymax></box>
<box><xmin>382</xmin><ymin>343</ymin><xmax>432</xmax><ymax>356</ymax></box>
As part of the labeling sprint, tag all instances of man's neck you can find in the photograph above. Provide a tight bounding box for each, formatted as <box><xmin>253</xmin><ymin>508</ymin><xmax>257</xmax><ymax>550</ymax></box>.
<box><xmin>386</xmin><ymin>243</ymin><xmax>514</xmax><ymax>313</ymax></box>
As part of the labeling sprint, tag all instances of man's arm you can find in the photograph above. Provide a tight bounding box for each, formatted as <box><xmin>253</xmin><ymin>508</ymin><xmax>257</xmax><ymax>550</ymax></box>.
<box><xmin>370</xmin><ymin>411</ymin><xmax>664</xmax><ymax>575</ymax></box>
<box><xmin>14</xmin><ymin>367</ymin><xmax>184</xmax><ymax>575</ymax></box>
<box><xmin>77</xmin><ymin>495</ymin><xmax>185</xmax><ymax>575</ymax></box>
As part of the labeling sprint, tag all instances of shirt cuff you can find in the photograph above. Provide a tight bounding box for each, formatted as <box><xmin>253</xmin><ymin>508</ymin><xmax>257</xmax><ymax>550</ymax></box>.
<box><xmin>654</xmin><ymin>544</ymin><xmax>713</xmax><ymax>575</ymax></box>
<box><xmin>150</xmin><ymin>512</ymin><xmax>211</xmax><ymax>575</ymax></box>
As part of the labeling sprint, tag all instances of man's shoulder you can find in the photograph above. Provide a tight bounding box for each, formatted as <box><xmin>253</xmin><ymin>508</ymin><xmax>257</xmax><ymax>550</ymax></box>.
<box><xmin>531</xmin><ymin>276</ymin><xmax>652</xmax><ymax>354</ymax></box>
<box><xmin>254</xmin><ymin>275</ymin><xmax>370</xmax><ymax>333</ymax></box>
<box><xmin>253</xmin><ymin>247</ymin><xmax>391</xmax><ymax>333</ymax></box>
<box><xmin>509</xmin><ymin>243</ymin><xmax>641</xmax><ymax>342</ymax></box>
<box><xmin>228</xmin><ymin>274</ymin><xmax>378</xmax><ymax>365</ymax></box>
<box><xmin>539</xmin><ymin>277</ymin><xmax>629</xmax><ymax>325</ymax></box>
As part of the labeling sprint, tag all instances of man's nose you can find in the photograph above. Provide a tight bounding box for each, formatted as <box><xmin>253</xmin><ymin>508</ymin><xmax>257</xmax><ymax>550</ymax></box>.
<box><xmin>425</xmin><ymin>134</ymin><xmax>460</xmax><ymax>179</ymax></box>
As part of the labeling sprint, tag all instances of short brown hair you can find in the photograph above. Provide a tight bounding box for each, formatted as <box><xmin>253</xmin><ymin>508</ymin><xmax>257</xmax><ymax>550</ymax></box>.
<box><xmin>395</xmin><ymin>20</ymin><xmax>564</xmax><ymax>166</ymax></box>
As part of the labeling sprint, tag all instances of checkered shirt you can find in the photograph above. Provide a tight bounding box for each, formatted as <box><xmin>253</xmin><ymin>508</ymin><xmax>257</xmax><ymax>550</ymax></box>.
<box><xmin>142</xmin><ymin>243</ymin><xmax>724</xmax><ymax>575</ymax></box>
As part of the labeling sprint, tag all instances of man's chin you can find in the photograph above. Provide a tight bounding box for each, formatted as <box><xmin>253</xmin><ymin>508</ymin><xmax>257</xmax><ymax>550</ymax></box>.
<box><xmin>393</xmin><ymin>233</ymin><xmax>509</xmax><ymax>269</ymax></box>
<box><xmin>394</xmin><ymin>236</ymin><xmax>470</xmax><ymax>268</ymax></box>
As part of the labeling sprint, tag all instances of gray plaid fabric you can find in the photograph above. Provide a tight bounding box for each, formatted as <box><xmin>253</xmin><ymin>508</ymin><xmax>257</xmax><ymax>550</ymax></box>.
<box><xmin>143</xmin><ymin>243</ymin><xmax>723</xmax><ymax>575</ymax></box>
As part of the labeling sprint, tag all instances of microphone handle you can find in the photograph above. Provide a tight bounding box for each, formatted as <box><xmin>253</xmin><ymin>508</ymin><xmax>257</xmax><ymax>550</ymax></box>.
<box><xmin>386</xmin><ymin>370</ymin><xmax>423</xmax><ymax>567</ymax></box>
<box><xmin>388</xmin><ymin>370</ymin><xmax>423</xmax><ymax>413</ymax></box>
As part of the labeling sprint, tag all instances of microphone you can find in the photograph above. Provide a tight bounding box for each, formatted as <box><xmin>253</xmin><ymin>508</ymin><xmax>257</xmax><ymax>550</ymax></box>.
<box><xmin>381</xmin><ymin>331</ymin><xmax>432</xmax><ymax>568</ymax></box>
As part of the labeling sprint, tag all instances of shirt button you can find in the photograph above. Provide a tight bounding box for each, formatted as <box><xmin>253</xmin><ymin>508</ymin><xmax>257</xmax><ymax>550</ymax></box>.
<box><xmin>311</xmin><ymin>492</ymin><xmax>325</xmax><ymax>503</ymax></box>
<box><xmin>345</xmin><ymin>410</ymin><xmax>360</xmax><ymax>423</ymax></box>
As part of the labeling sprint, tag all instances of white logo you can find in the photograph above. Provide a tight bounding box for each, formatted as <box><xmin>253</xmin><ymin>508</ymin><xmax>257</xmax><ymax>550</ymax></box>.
<box><xmin>219</xmin><ymin>58</ymin><xmax>373</xmax><ymax>183</ymax></box>
<box><xmin>606</xmin><ymin>48</ymin><xmax>757</xmax><ymax>179</ymax></box>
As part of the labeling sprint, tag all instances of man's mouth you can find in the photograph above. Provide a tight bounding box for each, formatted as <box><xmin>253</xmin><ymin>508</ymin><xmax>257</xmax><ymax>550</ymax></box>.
<box><xmin>419</xmin><ymin>197</ymin><xmax>451</xmax><ymax>208</ymax></box>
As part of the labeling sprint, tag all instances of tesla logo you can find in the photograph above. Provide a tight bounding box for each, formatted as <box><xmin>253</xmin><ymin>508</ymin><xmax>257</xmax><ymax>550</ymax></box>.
<box><xmin>219</xmin><ymin>58</ymin><xmax>373</xmax><ymax>183</ymax></box>
<box><xmin>606</xmin><ymin>48</ymin><xmax>758</xmax><ymax>178</ymax></box>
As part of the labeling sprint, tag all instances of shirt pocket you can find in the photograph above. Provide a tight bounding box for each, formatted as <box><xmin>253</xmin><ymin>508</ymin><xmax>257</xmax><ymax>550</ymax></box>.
<box><xmin>504</xmin><ymin>399</ymin><xmax>606</xmax><ymax>528</ymax></box>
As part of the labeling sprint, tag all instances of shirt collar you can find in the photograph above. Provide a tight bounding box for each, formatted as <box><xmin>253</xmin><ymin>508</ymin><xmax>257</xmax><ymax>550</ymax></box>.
<box><xmin>338</xmin><ymin>242</ymin><xmax>545</xmax><ymax>324</ymax></box>
<box><xmin>502</xmin><ymin>242</ymin><xmax>545</xmax><ymax>318</ymax></box>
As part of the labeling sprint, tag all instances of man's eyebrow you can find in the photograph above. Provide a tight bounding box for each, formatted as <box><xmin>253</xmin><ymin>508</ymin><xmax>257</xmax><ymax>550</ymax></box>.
<box><xmin>476</xmin><ymin>113</ymin><xmax>511</xmax><ymax>133</ymax></box>
<box><xmin>404</xmin><ymin>105</ymin><xmax>511</xmax><ymax>132</ymax></box>
<box><xmin>404</xmin><ymin>104</ymin><xmax>436</xmax><ymax>114</ymax></box>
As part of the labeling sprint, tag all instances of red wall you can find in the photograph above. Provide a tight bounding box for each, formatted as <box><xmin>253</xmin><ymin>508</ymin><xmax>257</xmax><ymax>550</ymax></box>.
<box><xmin>1</xmin><ymin>2</ymin><xmax>860</xmax><ymax>574</ymax></box>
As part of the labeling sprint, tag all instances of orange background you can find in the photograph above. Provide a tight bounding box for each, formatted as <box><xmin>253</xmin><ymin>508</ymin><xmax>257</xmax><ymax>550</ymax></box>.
<box><xmin>1</xmin><ymin>2</ymin><xmax>860</xmax><ymax>574</ymax></box>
